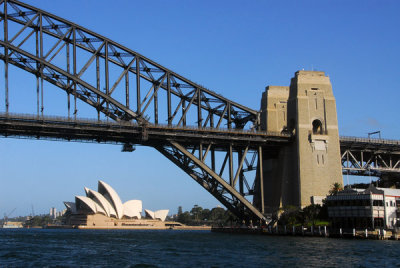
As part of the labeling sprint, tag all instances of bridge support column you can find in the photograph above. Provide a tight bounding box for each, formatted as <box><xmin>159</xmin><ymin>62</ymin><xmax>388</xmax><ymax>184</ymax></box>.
<box><xmin>258</xmin><ymin>71</ymin><xmax>343</xmax><ymax>213</ymax></box>
<box><xmin>258</xmin><ymin>146</ymin><xmax>265</xmax><ymax>214</ymax></box>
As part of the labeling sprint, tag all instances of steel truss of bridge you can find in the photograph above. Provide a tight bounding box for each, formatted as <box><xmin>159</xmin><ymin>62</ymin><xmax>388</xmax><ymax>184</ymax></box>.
<box><xmin>0</xmin><ymin>0</ymin><xmax>399</xmax><ymax>224</ymax></box>
<box><xmin>340</xmin><ymin>137</ymin><xmax>400</xmax><ymax>179</ymax></box>
<box><xmin>0</xmin><ymin>113</ymin><xmax>290</xmax><ymax>223</ymax></box>
<box><xmin>0</xmin><ymin>0</ymin><xmax>272</xmax><ymax>223</ymax></box>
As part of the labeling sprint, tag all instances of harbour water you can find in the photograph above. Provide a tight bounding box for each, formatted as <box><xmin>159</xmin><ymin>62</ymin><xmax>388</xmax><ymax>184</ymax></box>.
<box><xmin>0</xmin><ymin>229</ymin><xmax>399</xmax><ymax>267</ymax></box>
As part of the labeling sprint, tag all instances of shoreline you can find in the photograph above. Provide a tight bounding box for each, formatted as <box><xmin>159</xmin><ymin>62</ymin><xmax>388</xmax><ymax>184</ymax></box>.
<box><xmin>43</xmin><ymin>224</ymin><xmax>211</xmax><ymax>231</ymax></box>
<box><xmin>211</xmin><ymin>226</ymin><xmax>400</xmax><ymax>240</ymax></box>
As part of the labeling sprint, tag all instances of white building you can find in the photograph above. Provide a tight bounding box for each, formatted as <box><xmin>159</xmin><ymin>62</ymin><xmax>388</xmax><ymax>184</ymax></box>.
<box><xmin>63</xmin><ymin>180</ymin><xmax>169</xmax><ymax>227</ymax></box>
<box><xmin>49</xmin><ymin>207</ymin><xmax>57</xmax><ymax>219</ymax></box>
<box><xmin>327</xmin><ymin>185</ymin><xmax>400</xmax><ymax>229</ymax></box>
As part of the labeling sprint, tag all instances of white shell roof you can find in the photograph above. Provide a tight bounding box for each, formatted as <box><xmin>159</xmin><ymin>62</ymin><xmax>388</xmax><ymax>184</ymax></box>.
<box><xmin>87</xmin><ymin>189</ymin><xmax>117</xmax><ymax>218</ymax></box>
<box><xmin>84</xmin><ymin>187</ymin><xmax>90</xmax><ymax>196</ymax></box>
<box><xmin>144</xmin><ymin>209</ymin><xmax>155</xmax><ymax>219</ymax></box>
<box><xmin>64</xmin><ymin>180</ymin><xmax>169</xmax><ymax>221</ymax></box>
<box><xmin>144</xmin><ymin>209</ymin><xmax>169</xmax><ymax>221</ymax></box>
<box><xmin>75</xmin><ymin>196</ymin><xmax>106</xmax><ymax>215</ymax></box>
<box><xmin>63</xmin><ymin>202</ymin><xmax>77</xmax><ymax>213</ymax></box>
<box><xmin>154</xmin><ymin>210</ymin><xmax>169</xmax><ymax>222</ymax></box>
<box><xmin>123</xmin><ymin>200</ymin><xmax>142</xmax><ymax>219</ymax></box>
<box><xmin>98</xmin><ymin>180</ymin><xmax>124</xmax><ymax>219</ymax></box>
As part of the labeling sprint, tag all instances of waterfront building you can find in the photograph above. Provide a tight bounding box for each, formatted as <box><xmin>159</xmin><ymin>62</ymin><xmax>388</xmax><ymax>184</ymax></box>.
<box><xmin>49</xmin><ymin>207</ymin><xmax>57</xmax><ymax>219</ymax></box>
<box><xmin>326</xmin><ymin>185</ymin><xmax>400</xmax><ymax>229</ymax></box>
<box><xmin>56</xmin><ymin>209</ymin><xmax>66</xmax><ymax>218</ymax></box>
<box><xmin>63</xmin><ymin>180</ymin><xmax>170</xmax><ymax>229</ymax></box>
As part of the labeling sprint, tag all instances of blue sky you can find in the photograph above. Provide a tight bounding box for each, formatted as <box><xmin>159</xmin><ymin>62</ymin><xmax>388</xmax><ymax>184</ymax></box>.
<box><xmin>0</xmin><ymin>0</ymin><xmax>399</xmax><ymax>217</ymax></box>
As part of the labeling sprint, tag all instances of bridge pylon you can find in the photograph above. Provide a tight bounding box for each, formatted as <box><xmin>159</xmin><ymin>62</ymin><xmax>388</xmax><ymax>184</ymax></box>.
<box><xmin>256</xmin><ymin>71</ymin><xmax>343</xmax><ymax>213</ymax></box>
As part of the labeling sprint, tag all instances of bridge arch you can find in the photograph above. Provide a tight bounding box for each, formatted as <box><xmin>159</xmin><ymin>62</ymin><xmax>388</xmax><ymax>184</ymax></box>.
<box><xmin>0</xmin><ymin>0</ymin><xmax>285</xmax><ymax>223</ymax></box>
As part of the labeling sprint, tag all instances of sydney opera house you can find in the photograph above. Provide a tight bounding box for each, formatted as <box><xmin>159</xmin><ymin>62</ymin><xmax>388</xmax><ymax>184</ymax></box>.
<box><xmin>63</xmin><ymin>180</ymin><xmax>171</xmax><ymax>229</ymax></box>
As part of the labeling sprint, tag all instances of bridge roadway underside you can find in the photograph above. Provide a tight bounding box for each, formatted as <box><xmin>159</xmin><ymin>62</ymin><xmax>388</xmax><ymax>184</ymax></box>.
<box><xmin>0</xmin><ymin>114</ymin><xmax>290</xmax><ymax>150</ymax></box>
<box><xmin>2</xmin><ymin>114</ymin><xmax>400</xmax><ymax>178</ymax></box>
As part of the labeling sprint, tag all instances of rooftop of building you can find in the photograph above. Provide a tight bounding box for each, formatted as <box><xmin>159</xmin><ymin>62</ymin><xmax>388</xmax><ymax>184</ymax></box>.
<box><xmin>327</xmin><ymin>185</ymin><xmax>400</xmax><ymax>200</ymax></box>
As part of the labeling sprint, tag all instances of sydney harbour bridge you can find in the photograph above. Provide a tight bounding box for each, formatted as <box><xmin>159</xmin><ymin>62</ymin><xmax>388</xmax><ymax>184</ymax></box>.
<box><xmin>0</xmin><ymin>0</ymin><xmax>399</xmax><ymax>223</ymax></box>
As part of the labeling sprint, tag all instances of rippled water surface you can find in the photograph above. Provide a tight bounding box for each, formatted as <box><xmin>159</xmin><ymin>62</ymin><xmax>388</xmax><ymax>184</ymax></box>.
<box><xmin>0</xmin><ymin>229</ymin><xmax>399</xmax><ymax>267</ymax></box>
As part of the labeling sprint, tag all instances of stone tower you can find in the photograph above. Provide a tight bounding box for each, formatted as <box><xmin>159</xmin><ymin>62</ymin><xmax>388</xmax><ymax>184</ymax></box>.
<box><xmin>258</xmin><ymin>71</ymin><xmax>343</xmax><ymax>213</ymax></box>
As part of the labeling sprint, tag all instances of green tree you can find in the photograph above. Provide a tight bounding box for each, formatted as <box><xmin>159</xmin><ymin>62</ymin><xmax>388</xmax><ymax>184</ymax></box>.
<box><xmin>329</xmin><ymin>182</ymin><xmax>343</xmax><ymax>195</ymax></box>
<box><xmin>302</xmin><ymin>204</ymin><xmax>321</xmax><ymax>226</ymax></box>
<box><xmin>201</xmin><ymin>209</ymin><xmax>211</xmax><ymax>221</ymax></box>
<box><xmin>224</xmin><ymin>210</ymin><xmax>237</xmax><ymax>225</ymax></box>
<box><xmin>210</xmin><ymin>207</ymin><xmax>225</xmax><ymax>222</ymax></box>
<box><xmin>278</xmin><ymin>205</ymin><xmax>300</xmax><ymax>226</ymax></box>
<box><xmin>190</xmin><ymin>205</ymin><xmax>203</xmax><ymax>222</ymax></box>
<box><xmin>25</xmin><ymin>215</ymin><xmax>53</xmax><ymax>227</ymax></box>
<box><xmin>175</xmin><ymin>205</ymin><xmax>237</xmax><ymax>226</ymax></box>
<box><xmin>177</xmin><ymin>211</ymin><xmax>191</xmax><ymax>224</ymax></box>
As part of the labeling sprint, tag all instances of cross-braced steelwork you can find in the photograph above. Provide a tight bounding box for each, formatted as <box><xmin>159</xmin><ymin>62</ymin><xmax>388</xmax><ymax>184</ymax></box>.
<box><xmin>340</xmin><ymin>137</ymin><xmax>400</xmax><ymax>178</ymax></box>
<box><xmin>156</xmin><ymin>142</ymin><xmax>268</xmax><ymax>221</ymax></box>
<box><xmin>0</xmin><ymin>0</ymin><xmax>285</xmax><ymax>223</ymax></box>
<box><xmin>0</xmin><ymin>112</ymin><xmax>290</xmax><ymax>222</ymax></box>
<box><xmin>0</xmin><ymin>0</ymin><xmax>258</xmax><ymax>127</ymax></box>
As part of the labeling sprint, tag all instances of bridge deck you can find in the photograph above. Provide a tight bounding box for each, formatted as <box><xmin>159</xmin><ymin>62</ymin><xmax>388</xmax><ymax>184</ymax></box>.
<box><xmin>2</xmin><ymin>113</ymin><xmax>400</xmax><ymax>153</ymax></box>
<box><xmin>340</xmin><ymin>136</ymin><xmax>400</xmax><ymax>152</ymax></box>
<box><xmin>0</xmin><ymin>113</ymin><xmax>291</xmax><ymax>149</ymax></box>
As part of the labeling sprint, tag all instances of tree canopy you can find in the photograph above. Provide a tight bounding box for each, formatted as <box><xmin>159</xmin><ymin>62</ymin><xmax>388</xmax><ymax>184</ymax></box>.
<box><xmin>174</xmin><ymin>205</ymin><xmax>236</xmax><ymax>226</ymax></box>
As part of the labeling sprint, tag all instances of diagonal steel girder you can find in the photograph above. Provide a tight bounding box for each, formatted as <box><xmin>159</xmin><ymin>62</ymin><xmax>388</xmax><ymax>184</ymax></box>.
<box><xmin>341</xmin><ymin>148</ymin><xmax>400</xmax><ymax>177</ymax></box>
<box><xmin>156</xmin><ymin>140</ymin><xmax>267</xmax><ymax>223</ymax></box>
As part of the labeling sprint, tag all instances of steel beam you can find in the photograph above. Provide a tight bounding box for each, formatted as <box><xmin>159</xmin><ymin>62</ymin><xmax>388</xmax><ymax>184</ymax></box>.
<box><xmin>1</xmin><ymin>0</ymin><xmax>259</xmax><ymax>129</ymax></box>
<box><xmin>167</xmin><ymin>141</ymin><xmax>267</xmax><ymax>222</ymax></box>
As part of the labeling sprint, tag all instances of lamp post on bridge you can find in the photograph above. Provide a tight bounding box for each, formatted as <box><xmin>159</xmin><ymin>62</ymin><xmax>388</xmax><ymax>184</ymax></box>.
<box><xmin>368</xmin><ymin>131</ymin><xmax>381</xmax><ymax>139</ymax></box>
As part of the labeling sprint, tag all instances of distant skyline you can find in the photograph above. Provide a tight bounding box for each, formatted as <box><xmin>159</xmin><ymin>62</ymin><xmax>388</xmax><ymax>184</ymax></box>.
<box><xmin>0</xmin><ymin>0</ymin><xmax>399</xmax><ymax>217</ymax></box>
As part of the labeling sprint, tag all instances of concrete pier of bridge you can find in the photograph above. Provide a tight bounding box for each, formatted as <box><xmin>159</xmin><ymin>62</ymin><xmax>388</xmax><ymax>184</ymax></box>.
<box><xmin>255</xmin><ymin>70</ymin><xmax>343</xmax><ymax>213</ymax></box>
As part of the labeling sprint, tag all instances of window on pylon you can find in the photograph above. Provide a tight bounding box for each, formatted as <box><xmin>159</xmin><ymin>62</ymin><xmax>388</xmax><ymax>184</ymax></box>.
<box><xmin>312</xmin><ymin>119</ymin><xmax>323</xmax><ymax>134</ymax></box>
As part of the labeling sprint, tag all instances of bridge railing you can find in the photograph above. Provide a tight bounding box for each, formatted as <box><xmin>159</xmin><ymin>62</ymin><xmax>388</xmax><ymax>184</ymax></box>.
<box><xmin>340</xmin><ymin>136</ymin><xmax>400</xmax><ymax>145</ymax></box>
<box><xmin>0</xmin><ymin>112</ymin><xmax>291</xmax><ymax>138</ymax></box>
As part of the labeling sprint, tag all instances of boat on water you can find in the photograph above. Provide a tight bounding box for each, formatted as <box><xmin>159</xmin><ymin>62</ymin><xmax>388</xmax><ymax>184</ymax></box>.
<box><xmin>1</xmin><ymin>221</ymin><xmax>23</xmax><ymax>228</ymax></box>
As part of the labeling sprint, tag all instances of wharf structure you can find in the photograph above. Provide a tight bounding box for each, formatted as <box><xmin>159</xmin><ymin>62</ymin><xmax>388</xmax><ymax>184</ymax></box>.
<box><xmin>327</xmin><ymin>185</ymin><xmax>400</xmax><ymax>230</ymax></box>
